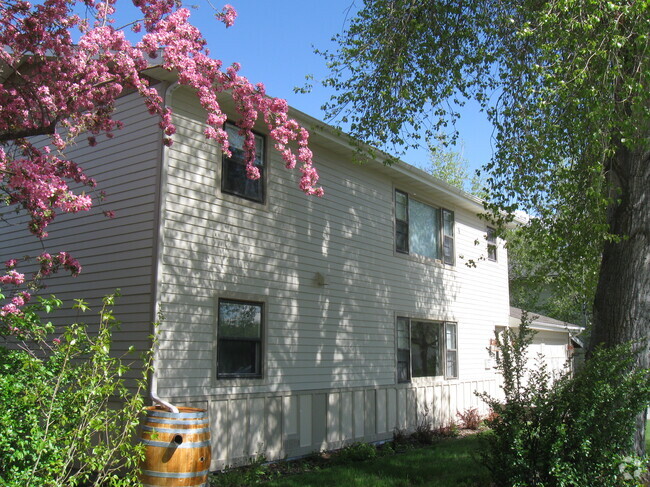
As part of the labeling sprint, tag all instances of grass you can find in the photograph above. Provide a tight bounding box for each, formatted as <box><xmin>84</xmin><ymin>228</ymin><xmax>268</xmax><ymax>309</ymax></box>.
<box><xmin>211</xmin><ymin>434</ymin><xmax>490</xmax><ymax>487</ymax></box>
<box><xmin>267</xmin><ymin>435</ymin><xmax>488</xmax><ymax>487</ymax></box>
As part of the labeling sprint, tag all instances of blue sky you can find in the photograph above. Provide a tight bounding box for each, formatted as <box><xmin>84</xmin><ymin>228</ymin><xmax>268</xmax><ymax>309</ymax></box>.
<box><xmin>135</xmin><ymin>0</ymin><xmax>495</xmax><ymax>174</ymax></box>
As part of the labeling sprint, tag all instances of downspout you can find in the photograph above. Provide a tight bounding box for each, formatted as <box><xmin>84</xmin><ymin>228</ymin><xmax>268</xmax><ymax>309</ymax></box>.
<box><xmin>150</xmin><ymin>81</ymin><xmax>180</xmax><ymax>413</ymax></box>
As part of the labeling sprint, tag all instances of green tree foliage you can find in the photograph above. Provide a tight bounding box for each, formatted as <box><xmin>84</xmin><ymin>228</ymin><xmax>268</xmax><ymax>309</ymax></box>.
<box><xmin>507</xmin><ymin>224</ymin><xmax>598</xmax><ymax>327</ymax></box>
<box><xmin>0</xmin><ymin>293</ymin><xmax>148</xmax><ymax>487</ymax></box>
<box><xmin>320</xmin><ymin>0</ymin><xmax>649</xmax><ymax>452</ymax></box>
<box><xmin>427</xmin><ymin>141</ymin><xmax>487</xmax><ymax>197</ymax></box>
<box><xmin>478</xmin><ymin>316</ymin><xmax>650</xmax><ymax>486</ymax></box>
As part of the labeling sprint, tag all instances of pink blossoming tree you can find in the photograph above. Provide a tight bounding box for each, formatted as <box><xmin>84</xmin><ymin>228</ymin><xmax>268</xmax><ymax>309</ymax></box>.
<box><xmin>0</xmin><ymin>0</ymin><xmax>322</xmax><ymax>332</ymax></box>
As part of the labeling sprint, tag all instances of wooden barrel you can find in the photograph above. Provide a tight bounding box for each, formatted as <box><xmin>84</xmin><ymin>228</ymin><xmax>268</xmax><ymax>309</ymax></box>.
<box><xmin>140</xmin><ymin>406</ymin><xmax>211</xmax><ymax>487</ymax></box>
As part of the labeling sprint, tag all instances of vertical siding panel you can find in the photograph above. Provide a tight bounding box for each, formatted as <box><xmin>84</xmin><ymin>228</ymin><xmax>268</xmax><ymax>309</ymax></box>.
<box><xmin>387</xmin><ymin>388</ymin><xmax>397</xmax><ymax>431</ymax></box>
<box><xmin>416</xmin><ymin>387</ymin><xmax>426</xmax><ymax>424</ymax></box>
<box><xmin>407</xmin><ymin>389</ymin><xmax>417</xmax><ymax>430</ymax></box>
<box><xmin>433</xmin><ymin>385</ymin><xmax>443</xmax><ymax>425</ymax></box>
<box><xmin>461</xmin><ymin>382</ymin><xmax>468</xmax><ymax>410</ymax></box>
<box><xmin>283</xmin><ymin>395</ymin><xmax>299</xmax><ymax>454</ymax></box>
<box><xmin>249</xmin><ymin>397</ymin><xmax>265</xmax><ymax>456</ymax></box>
<box><xmin>425</xmin><ymin>386</ymin><xmax>434</xmax><ymax>421</ymax></box>
<box><xmin>266</xmin><ymin>397</ymin><xmax>282</xmax><ymax>459</ymax></box>
<box><xmin>449</xmin><ymin>383</ymin><xmax>458</xmax><ymax>420</ymax></box>
<box><xmin>397</xmin><ymin>389</ymin><xmax>407</xmax><ymax>430</ymax></box>
<box><xmin>299</xmin><ymin>395</ymin><xmax>312</xmax><ymax>447</ymax></box>
<box><xmin>312</xmin><ymin>394</ymin><xmax>327</xmax><ymax>450</ymax></box>
<box><xmin>327</xmin><ymin>393</ymin><xmax>341</xmax><ymax>444</ymax></box>
<box><xmin>229</xmin><ymin>399</ymin><xmax>248</xmax><ymax>459</ymax></box>
<box><xmin>210</xmin><ymin>400</ymin><xmax>229</xmax><ymax>466</ymax></box>
<box><xmin>364</xmin><ymin>390</ymin><xmax>376</xmax><ymax>436</ymax></box>
<box><xmin>353</xmin><ymin>390</ymin><xmax>365</xmax><ymax>438</ymax></box>
<box><xmin>376</xmin><ymin>389</ymin><xmax>387</xmax><ymax>434</ymax></box>
<box><xmin>341</xmin><ymin>392</ymin><xmax>353</xmax><ymax>441</ymax></box>
<box><xmin>443</xmin><ymin>384</ymin><xmax>451</xmax><ymax>424</ymax></box>
<box><xmin>284</xmin><ymin>395</ymin><xmax>298</xmax><ymax>436</ymax></box>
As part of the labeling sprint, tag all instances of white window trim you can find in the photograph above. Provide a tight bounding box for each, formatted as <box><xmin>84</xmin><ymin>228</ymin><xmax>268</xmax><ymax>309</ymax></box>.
<box><xmin>395</xmin><ymin>315</ymin><xmax>459</xmax><ymax>383</ymax></box>
<box><xmin>393</xmin><ymin>188</ymin><xmax>455</xmax><ymax>266</ymax></box>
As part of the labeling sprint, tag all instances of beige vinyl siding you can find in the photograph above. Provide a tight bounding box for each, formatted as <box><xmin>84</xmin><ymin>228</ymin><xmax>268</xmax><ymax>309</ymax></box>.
<box><xmin>0</xmin><ymin>89</ymin><xmax>162</xmax><ymax>375</ymax></box>
<box><xmin>152</xmin><ymin>87</ymin><xmax>509</xmax><ymax>466</ymax></box>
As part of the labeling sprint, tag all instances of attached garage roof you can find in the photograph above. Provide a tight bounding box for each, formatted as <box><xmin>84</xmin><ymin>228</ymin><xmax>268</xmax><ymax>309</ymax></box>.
<box><xmin>508</xmin><ymin>307</ymin><xmax>584</xmax><ymax>334</ymax></box>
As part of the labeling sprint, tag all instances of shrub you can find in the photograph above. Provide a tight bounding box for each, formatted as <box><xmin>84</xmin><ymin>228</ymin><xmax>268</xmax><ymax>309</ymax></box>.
<box><xmin>331</xmin><ymin>442</ymin><xmax>378</xmax><ymax>464</ymax></box>
<box><xmin>478</xmin><ymin>313</ymin><xmax>650</xmax><ymax>487</ymax></box>
<box><xmin>433</xmin><ymin>422</ymin><xmax>459</xmax><ymax>438</ymax></box>
<box><xmin>392</xmin><ymin>427</ymin><xmax>410</xmax><ymax>446</ymax></box>
<box><xmin>0</xmin><ymin>292</ymin><xmax>149</xmax><ymax>487</ymax></box>
<box><xmin>457</xmin><ymin>407</ymin><xmax>482</xmax><ymax>430</ymax></box>
<box><xmin>412</xmin><ymin>410</ymin><xmax>438</xmax><ymax>445</ymax></box>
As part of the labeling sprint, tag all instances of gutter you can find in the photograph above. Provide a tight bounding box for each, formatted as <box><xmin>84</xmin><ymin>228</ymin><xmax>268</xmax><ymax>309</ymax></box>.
<box><xmin>149</xmin><ymin>81</ymin><xmax>180</xmax><ymax>414</ymax></box>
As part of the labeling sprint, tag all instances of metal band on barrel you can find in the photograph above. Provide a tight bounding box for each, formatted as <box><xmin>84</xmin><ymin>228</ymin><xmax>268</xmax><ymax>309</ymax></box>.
<box><xmin>139</xmin><ymin>439</ymin><xmax>211</xmax><ymax>449</ymax></box>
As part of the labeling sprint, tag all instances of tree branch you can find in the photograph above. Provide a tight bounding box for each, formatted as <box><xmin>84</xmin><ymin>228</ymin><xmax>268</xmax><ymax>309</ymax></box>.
<box><xmin>0</xmin><ymin>123</ymin><xmax>56</xmax><ymax>143</ymax></box>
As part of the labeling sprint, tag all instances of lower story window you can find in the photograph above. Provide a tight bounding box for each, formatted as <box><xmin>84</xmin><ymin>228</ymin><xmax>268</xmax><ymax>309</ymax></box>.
<box><xmin>217</xmin><ymin>299</ymin><xmax>263</xmax><ymax>378</ymax></box>
<box><xmin>397</xmin><ymin>317</ymin><xmax>458</xmax><ymax>381</ymax></box>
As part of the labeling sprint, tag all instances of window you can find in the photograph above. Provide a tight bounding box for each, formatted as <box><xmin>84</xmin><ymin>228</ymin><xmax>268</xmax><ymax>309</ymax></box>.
<box><xmin>396</xmin><ymin>317</ymin><xmax>411</xmax><ymax>382</ymax></box>
<box><xmin>396</xmin><ymin>317</ymin><xmax>458</xmax><ymax>380</ymax></box>
<box><xmin>442</xmin><ymin>209</ymin><xmax>455</xmax><ymax>265</ymax></box>
<box><xmin>395</xmin><ymin>189</ymin><xmax>454</xmax><ymax>265</ymax></box>
<box><xmin>217</xmin><ymin>299</ymin><xmax>263</xmax><ymax>378</ymax></box>
<box><xmin>222</xmin><ymin>122</ymin><xmax>265</xmax><ymax>203</ymax></box>
<box><xmin>445</xmin><ymin>322</ymin><xmax>458</xmax><ymax>378</ymax></box>
<box><xmin>487</xmin><ymin>226</ymin><xmax>497</xmax><ymax>262</ymax></box>
<box><xmin>395</xmin><ymin>190</ymin><xmax>409</xmax><ymax>253</ymax></box>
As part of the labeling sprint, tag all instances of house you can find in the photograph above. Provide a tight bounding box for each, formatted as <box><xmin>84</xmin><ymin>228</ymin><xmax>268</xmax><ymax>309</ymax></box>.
<box><xmin>1</xmin><ymin>73</ymin><xmax>514</xmax><ymax>469</ymax></box>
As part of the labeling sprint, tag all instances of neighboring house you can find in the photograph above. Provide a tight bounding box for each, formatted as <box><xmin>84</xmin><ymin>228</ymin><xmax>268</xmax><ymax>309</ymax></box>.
<box><xmin>1</xmin><ymin>73</ymin><xmax>515</xmax><ymax>469</ymax></box>
<box><xmin>505</xmin><ymin>307</ymin><xmax>584</xmax><ymax>378</ymax></box>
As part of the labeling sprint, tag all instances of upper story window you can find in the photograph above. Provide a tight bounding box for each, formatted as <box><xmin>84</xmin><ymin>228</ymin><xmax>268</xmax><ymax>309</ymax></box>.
<box><xmin>222</xmin><ymin>122</ymin><xmax>265</xmax><ymax>203</ymax></box>
<box><xmin>396</xmin><ymin>317</ymin><xmax>458</xmax><ymax>381</ymax></box>
<box><xmin>487</xmin><ymin>226</ymin><xmax>497</xmax><ymax>262</ymax></box>
<box><xmin>217</xmin><ymin>299</ymin><xmax>263</xmax><ymax>379</ymax></box>
<box><xmin>395</xmin><ymin>189</ymin><xmax>455</xmax><ymax>265</ymax></box>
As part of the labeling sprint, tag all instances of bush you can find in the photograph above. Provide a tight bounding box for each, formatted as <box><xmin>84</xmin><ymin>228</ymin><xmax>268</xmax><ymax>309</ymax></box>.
<box><xmin>478</xmin><ymin>314</ymin><xmax>650</xmax><ymax>487</ymax></box>
<box><xmin>457</xmin><ymin>407</ymin><xmax>482</xmax><ymax>430</ymax></box>
<box><xmin>331</xmin><ymin>442</ymin><xmax>378</xmax><ymax>464</ymax></box>
<box><xmin>0</xmin><ymin>292</ymin><xmax>149</xmax><ymax>487</ymax></box>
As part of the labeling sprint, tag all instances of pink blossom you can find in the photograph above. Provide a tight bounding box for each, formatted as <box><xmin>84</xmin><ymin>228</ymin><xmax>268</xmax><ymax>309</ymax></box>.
<box><xmin>0</xmin><ymin>271</ymin><xmax>26</xmax><ymax>286</ymax></box>
<box><xmin>0</xmin><ymin>303</ymin><xmax>20</xmax><ymax>317</ymax></box>
<box><xmin>215</xmin><ymin>4</ymin><xmax>237</xmax><ymax>28</ymax></box>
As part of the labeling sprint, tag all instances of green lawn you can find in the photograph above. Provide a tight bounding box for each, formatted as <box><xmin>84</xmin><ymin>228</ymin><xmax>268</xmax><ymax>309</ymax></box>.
<box><xmin>264</xmin><ymin>435</ymin><xmax>489</xmax><ymax>487</ymax></box>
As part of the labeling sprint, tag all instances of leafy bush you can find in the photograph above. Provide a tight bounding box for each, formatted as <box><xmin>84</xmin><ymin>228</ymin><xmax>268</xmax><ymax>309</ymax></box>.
<box><xmin>331</xmin><ymin>442</ymin><xmax>378</xmax><ymax>464</ymax></box>
<box><xmin>412</xmin><ymin>415</ymin><xmax>439</xmax><ymax>445</ymax></box>
<box><xmin>0</xmin><ymin>292</ymin><xmax>149</xmax><ymax>487</ymax></box>
<box><xmin>392</xmin><ymin>427</ymin><xmax>411</xmax><ymax>446</ymax></box>
<box><xmin>478</xmin><ymin>314</ymin><xmax>650</xmax><ymax>486</ymax></box>
<box><xmin>457</xmin><ymin>407</ymin><xmax>482</xmax><ymax>430</ymax></box>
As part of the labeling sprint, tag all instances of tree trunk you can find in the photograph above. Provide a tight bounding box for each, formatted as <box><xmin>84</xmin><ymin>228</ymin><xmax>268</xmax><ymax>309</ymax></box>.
<box><xmin>590</xmin><ymin>143</ymin><xmax>650</xmax><ymax>456</ymax></box>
